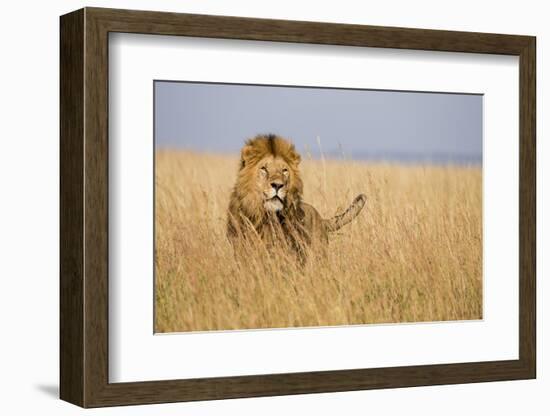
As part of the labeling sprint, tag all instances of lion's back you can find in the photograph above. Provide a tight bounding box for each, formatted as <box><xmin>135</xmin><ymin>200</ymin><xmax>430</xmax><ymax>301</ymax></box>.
<box><xmin>301</xmin><ymin>202</ymin><xmax>329</xmax><ymax>244</ymax></box>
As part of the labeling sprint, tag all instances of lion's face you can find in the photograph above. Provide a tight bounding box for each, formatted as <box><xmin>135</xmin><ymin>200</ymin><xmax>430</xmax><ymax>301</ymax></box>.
<box><xmin>257</xmin><ymin>155</ymin><xmax>292</xmax><ymax>212</ymax></box>
<box><xmin>232</xmin><ymin>135</ymin><xmax>303</xmax><ymax>221</ymax></box>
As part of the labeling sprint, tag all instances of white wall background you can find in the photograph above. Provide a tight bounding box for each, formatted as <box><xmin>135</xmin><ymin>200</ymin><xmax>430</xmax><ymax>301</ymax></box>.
<box><xmin>0</xmin><ymin>0</ymin><xmax>545</xmax><ymax>414</ymax></box>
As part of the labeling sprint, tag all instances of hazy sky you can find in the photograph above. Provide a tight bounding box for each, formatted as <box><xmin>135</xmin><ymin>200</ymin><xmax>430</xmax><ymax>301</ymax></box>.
<box><xmin>154</xmin><ymin>81</ymin><xmax>482</xmax><ymax>164</ymax></box>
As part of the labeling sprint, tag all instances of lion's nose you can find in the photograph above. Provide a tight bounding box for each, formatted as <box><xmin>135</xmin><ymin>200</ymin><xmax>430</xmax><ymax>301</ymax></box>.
<box><xmin>271</xmin><ymin>182</ymin><xmax>284</xmax><ymax>192</ymax></box>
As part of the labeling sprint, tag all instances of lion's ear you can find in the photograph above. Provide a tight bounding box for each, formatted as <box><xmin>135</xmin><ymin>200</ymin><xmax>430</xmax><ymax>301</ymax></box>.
<box><xmin>240</xmin><ymin>144</ymin><xmax>255</xmax><ymax>168</ymax></box>
<box><xmin>288</xmin><ymin>147</ymin><xmax>301</xmax><ymax>167</ymax></box>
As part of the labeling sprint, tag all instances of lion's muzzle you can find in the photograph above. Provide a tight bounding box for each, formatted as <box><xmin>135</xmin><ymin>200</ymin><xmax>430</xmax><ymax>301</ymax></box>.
<box><xmin>264</xmin><ymin>181</ymin><xmax>286</xmax><ymax>212</ymax></box>
<box><xmin>264</xmin><ymin>196</ymin><xmax>284</xmax><ymax>212</ymax></box>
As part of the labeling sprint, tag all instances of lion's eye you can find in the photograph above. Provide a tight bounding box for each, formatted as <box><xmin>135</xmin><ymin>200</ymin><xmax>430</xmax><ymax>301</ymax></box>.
<box><xmin>260</xmin><ymin>166</ymin><xmax>268</xmax><ymax>176</ymax></box>
<box><xmin>282</xmin><ymin>168</ymin><xmax>289</xmax><ymax>176</ymax></box>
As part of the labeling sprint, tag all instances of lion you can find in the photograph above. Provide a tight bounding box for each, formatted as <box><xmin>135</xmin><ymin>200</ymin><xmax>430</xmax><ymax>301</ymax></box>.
<box><xmin>227</xmin><ymin>134</ymin><xmax>367</xmax><ymax>264</ymax></box>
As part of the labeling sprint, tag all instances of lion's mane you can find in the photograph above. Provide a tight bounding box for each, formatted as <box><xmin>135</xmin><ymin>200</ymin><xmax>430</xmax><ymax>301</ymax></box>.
<box><xmin>227</xmin><ymin>134</ymin><xmax>303</xmax><ymax>230</ymax></box>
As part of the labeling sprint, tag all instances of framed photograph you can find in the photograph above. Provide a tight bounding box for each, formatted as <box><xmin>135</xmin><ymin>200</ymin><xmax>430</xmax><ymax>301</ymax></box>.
<box><xmin>60</xmin><ymin>7</ymin><xmax>536</xmax><ymax>407</ymax></box>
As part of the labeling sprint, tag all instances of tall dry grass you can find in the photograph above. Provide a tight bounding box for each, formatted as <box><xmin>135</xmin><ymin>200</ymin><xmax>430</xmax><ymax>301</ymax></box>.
<box><xmin>155</xmin><ymin>150</ymin><xmax>482</xmax><ymax>333</ymax></box>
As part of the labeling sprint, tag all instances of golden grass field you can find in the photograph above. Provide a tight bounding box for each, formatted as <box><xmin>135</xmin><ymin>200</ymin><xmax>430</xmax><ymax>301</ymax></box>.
<box><xmin>155</xmin><ymin>150</ymin><xmax>482</xmax><ymax>333</ymax></box>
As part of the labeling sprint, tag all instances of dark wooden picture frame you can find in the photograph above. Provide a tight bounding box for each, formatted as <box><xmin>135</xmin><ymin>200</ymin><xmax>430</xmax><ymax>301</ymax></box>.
<box><xmin>60</xmin><ymin>7</ymin><xmax>536</xmax><ymax>408</ymax></box>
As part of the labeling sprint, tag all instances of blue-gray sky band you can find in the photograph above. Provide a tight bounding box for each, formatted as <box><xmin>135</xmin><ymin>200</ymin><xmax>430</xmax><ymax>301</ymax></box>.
<box><xmin>154</xmin><ymin>81</ymin><xmax>482</xmax><ymax>165</ymax></box>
